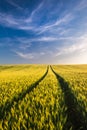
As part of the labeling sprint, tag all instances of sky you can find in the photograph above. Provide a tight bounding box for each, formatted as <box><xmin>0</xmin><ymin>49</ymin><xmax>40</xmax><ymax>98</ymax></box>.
<box><xmin>0</xmin><ymin>0</ymin><xmax>87</xmax><ymax>64</ymax></box>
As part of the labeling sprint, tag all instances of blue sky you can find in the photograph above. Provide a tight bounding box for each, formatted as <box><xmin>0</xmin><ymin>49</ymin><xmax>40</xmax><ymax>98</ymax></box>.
<box><xmin>0</xmin><ymin>0</ymin><xmax>87</xmax><ymax>64</ymax></box>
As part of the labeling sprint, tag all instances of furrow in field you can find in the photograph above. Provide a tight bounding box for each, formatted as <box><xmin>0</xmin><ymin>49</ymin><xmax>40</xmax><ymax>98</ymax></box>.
<box><xmin>0</xmin><ymin>65</ymin><xmax>47</xmax><ymax>106</ymax></box>
<box><xmin>0</xmin><ymin>66</ymin><xmax>49</xmax><ymax>121</ymax></box>
<box><xmin>0</xmin><ymin>67</ymin><xmax>67</xmax><ymax>130</ymax></box>
<box><xmin>51</xmin><ymin>66</ymin><xmax>87</xmax><ymax>130</ymax></box>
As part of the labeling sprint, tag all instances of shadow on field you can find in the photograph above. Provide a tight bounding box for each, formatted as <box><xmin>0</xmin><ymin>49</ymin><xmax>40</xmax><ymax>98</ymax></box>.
<box><xmin>0</xmin><ymin>66</ymin><xmax>49</xmax><ymax>120</ymax></box>
<box><xmin>51</xmin><ymin>66</ymin><xmax>87</xmax><ymax>130</ymax></box>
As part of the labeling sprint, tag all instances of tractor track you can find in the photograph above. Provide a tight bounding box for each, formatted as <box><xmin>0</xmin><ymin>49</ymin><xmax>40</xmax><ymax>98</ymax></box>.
<box><xmin>0</xmin><ymin>66</ymin><xmax>49</xmax><ymax>120</ymax></box>
<box><xmin>51</xmin><ymin>66</ymin><xmax>87</xmax><ymax>130</ymax></box>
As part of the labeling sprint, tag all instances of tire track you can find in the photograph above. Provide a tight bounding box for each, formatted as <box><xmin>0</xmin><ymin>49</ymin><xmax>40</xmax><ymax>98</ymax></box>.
<box><xmin>0</xmin><ymin>66</ymin><xmax>49</xmax><ymax>120</ymax></box>
<box><xmin>51</xmin><ymin>66</ymin><xmax>87</xmax><ymax>130</ymax></box>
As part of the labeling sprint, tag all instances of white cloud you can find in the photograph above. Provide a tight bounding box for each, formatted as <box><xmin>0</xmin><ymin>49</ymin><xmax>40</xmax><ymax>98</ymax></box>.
<box><xmin>19</xmin><ymin>43</ymin><xmax>32</xmax><ymax>50</ymax></box>
<box><xmin>59</xmin><ymin>29</ymin><xmax>71</xmax><ymax>36</ymax></box>
<box><xmin>55</xmin><ymin>35</ymin><xmax>87</xmax><ymax>57</ymax></box>
<box><xmin>0</xmin><ymin>37</ymin><xmax>32</xmax><ymax>50</ymax></box>
<box><xmin>40</xmin><ymin>52</ymin><xmax>45</xmax><ymax>55</ymax></box>
<box><xmin>25</xmin><ymin>1</ymin><xmax>44</xmax><ymax>23</ymax></box>
<box><xmin>14</xmin><ymin>51</ymin><xmax>48</xmax><ymax>60</ymax></box>
<box><xmin>0</xmin><ymin>1</ymin><xmax>44</xmax><ymax>31</ymax></box>
<box><xmin>75</xmin><ymin>0</ymin><xmax>87</xmax><ymax>11</ymax></box>
<box><xmin>15</xmin><ymin>51</ymin><xmax>34</xmax><ymax>59</ymax></box>
<box><xmin>37</xmin><ymin>13</ymin><xmax>74</xmax><ymax>34</ymax></box>
<box><xmin>0</xmin><ymin>13</ymin><xmax>18</xmax><ymax>26</ymax></box>
<box><xmin>0</xmin><ymin>12</ymin><xmax>34</xmax><ymax>31</ymax></box>
<box><xmin>15</xmin><ymin>36</ymin><xmax>58</xmax><ymax>43</ymax></box>
<box><xmin>0</xmin><ymin>9</ymin><xmax>74</xmax><ymax>35</ymax></box>
<box><xmin>1</xmin><ymin>34</ymin><xmax>87</xmax><ymax>64</ymax></box>
<box><xmin>54</xmin><ymin>13</ymin><xmax>73</xmax><ymax>26</ymax></box>
<box><xmin>6</xmin><ymin>0</ymin><xmax>23</xmax><ymax>10</ymax></box>
<box><xmin>35</xmin><ymin>37</ymin><xmax>57</xmax><ymax>41</ymax></box>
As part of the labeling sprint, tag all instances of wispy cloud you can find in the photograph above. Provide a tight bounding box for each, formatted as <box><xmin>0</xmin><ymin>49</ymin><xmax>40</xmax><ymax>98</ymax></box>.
<box><xmin>75</xmin><ymin>0</ymin><xmax>87</xmax><ymax>11</ymax></box>
<box><xmin>34</xmin><ymin>37</ymin><xmax>57</xmax><ymax>41</ymax></box>
<box><xmin>0</xmin><ymin>12</ymin><xmax>18</xmax><ymax>25</ymax></box>
<box><xmin>0</xmin><ymin>0</ymin><xmax>87</xmax><ymax>64</ymax></box>
<box><xmin>1</xmin><ymin>35</ymin><xmax>87</xmax><ymax>51</ymax></box>
<box><xmin>6</xmin><ymin>0</ymin><xmax>23</xmax><ymax>10</ymax></box>
<box><xmin>15</xmin><ymin>36</ymin><xmax>58</xmax><ymax>43</ymax></box>
<box><xmin>0</xmin><ymin>1</ymin><xmax>45</xmax><ymax>31</ymax></box>
<box><xmin>0</xmin><ymin>37</ymin><xmax>33</xmax><ymax>52</ymax></box>
<box><xmin>0</xmin><ymin>0</ymin><xmax>86</xmax><ymax>35</ymax></box>
<box><xmin>37</xmin><ymin>13</ymin><xmax>74</xmax><ymax>35</ymax></box>
<box><xmin>19</xmin><ymin>42</ymin><xmax>32</xmax><ymax>50</ymax></box>
<box><xmin>0</xmin><ymin>12</ymin><xmax>34</xmax><ymax>30</ymax></box>
<box><xmin>14</xmin><ymin>35</ymin><xmax>87</xmax><ymax>63</ymax></box>
<box><xmin>15</xmin><ymin>51</ymin><xmax>34</xmax><ymax>59</ymax></box>
<box><xmin>25</xmin><ymin>1</ymin><xmax>44</xmax><ymax>23</ymax></box>
<box><xmin>55</xmin><ymin>35</ymin><xmax>87</xmax><ymax>57</ymax></box>
<box><xmin>14</xmin><ymin>49</ymin><xmax>54</xmax><ymax>60</ymax></box>
<box><xmin>1</xmin><ymin>34</ymin><xmax>87</xmax><ymax>63</ymax></box>
<box><xmin>0</xmin><ymin>7</ymin><xmax>74</xmax><ymax>36</ymax></box>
